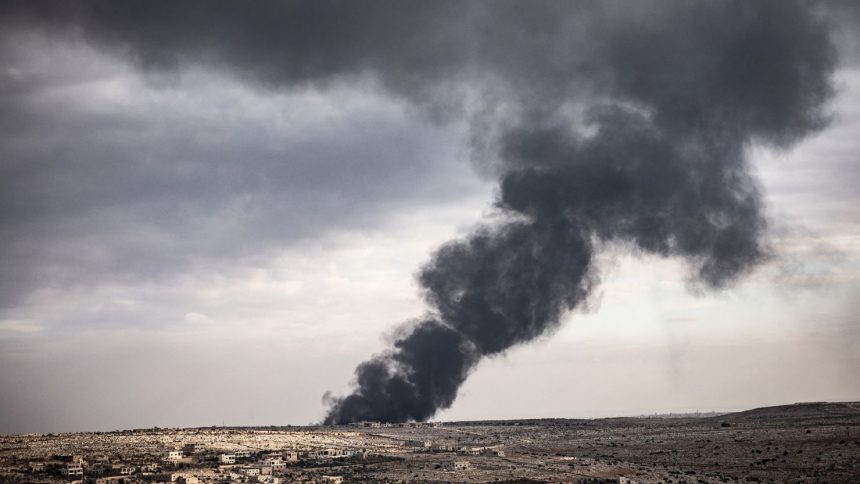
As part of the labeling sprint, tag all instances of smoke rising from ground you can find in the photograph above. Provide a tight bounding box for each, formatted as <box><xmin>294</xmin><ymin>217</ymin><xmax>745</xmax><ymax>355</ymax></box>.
<box><xmin>1</xmin><ymin>1</ymin><xmax>838</xmax><ymax>423</ymax></box>
<box><xmin>325</xmin><ymin>0</ymin><xmax>837</xmax><ymax>424</ymax></box>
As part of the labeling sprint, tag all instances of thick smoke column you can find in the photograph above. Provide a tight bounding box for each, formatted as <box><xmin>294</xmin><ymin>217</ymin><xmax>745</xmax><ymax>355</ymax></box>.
<box><xmin>2</xmin><ymin>1</ymin><xmax>837</xmax><ymax>423</ymax></box>
<box><xmin>323</xmin><ymin>1</ymin><xmax>836</xmax><ymax>424</ymax></box>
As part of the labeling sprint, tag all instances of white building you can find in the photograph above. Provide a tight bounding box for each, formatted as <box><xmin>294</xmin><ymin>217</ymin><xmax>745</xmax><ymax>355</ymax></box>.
<box><xmin>457</xmin><ymin>446</ymin><xmax>483</xmax><ymax>455</ymax></box>
<box><xmin>167</xmin><ymin>450</ymin><xmax>184</xmax><ymax>461</ymax></box>
<box><xmin>261</xmin><ymin>455</ymin><xmax>285</xmax><ymax>470</ymax></box>
<box><xmin>317</xmin><ymin>448</ymin><xmax>350</xmax><ymax>458</ymax></box>
<box><xmin>219</xmin><ymin>453</ymin><xmax>236</xmax><ymax>464</ymax></box>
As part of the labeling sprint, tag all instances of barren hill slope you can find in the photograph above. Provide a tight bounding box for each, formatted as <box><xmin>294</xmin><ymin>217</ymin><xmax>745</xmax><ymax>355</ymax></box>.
<box><xmin>718</xmin><ymin>401</ymin><xmax>860</xmax><ymax>422</ymax></box>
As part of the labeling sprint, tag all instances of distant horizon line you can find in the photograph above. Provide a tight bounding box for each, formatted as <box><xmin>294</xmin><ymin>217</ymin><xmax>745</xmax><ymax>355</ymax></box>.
<box><xmin>6</xmin><ymin>400</ymin><xmax>858</xmax><ymax>437</ymax></box>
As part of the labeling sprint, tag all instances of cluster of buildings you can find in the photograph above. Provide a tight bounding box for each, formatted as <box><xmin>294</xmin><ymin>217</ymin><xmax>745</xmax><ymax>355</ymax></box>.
<box><xmin>19</xmin><ymin>430</ymin><xmax>506</xmax><ymax>482</ymax></box>
<box><xmin>27</xmin><ymin>453</ymin><xmax>164</xmax><ymax>482</ymax></box>
<box><xmin>402</xmin><ymin>440</ymin><xmax>506</xmax><ymax>473</ymax></box>
<box><xmin>346</xmin><ymin>421</ymin><xmax>439</xmax><ymax>429</ymax></box>
<box><xmin>29</xmin><ymin>455</ymin><xmax>154</xmax><ymax>479</ymax></box>
<box><xmin>23</xmin><ymin>444</ymin><xmax>359</xmax><ymax>483</ymax></box>
<box><xmin>213</xmin><ymin>450</ymin><xmax>296</xmax><ymax>478</ymax></box>
<box><xmin>423</xmin><ymin>441</ymin><xmax>506</xmax><ymax>457</ymax></box>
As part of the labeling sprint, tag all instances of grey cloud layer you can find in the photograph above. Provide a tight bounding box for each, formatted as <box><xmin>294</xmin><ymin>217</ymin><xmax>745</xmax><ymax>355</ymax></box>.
<box><xmin>0</xmin><ymin>1</ymin><xmax>843</xmax><ymax>423</ymax></box>
<box><xmin>0</xmin><ymin>28</ymin><xmax>477</xmax><ymax>310</ymax></box>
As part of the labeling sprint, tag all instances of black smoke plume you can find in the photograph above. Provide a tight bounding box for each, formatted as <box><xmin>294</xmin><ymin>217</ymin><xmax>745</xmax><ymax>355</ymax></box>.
<box><xmin>324</xmin><ymin>0</ymin><xmax>837</xmax><ymax>424</ymax></box>
<box><xmin>1</xmin><ymin>1</ymin><xmax>837</xmax><ymax>423</ymax></box>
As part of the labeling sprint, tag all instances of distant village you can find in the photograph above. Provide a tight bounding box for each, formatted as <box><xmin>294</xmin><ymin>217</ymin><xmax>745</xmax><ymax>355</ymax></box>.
<box><xmin>4</xmin><ymin>402</ymin><xmax>859</xmax><ymax>483</ymax></box>
<box><xmin>11</xmin><ymin>422</ymin><xmax>509</xmax><ymax>483</ymax></box>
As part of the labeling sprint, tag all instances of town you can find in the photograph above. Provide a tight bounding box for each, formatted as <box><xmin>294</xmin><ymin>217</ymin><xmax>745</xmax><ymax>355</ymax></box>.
<box><xmin>1</xmin><ymin>421</ymin><xmax>512</xmax><ymax>483</ymax></box>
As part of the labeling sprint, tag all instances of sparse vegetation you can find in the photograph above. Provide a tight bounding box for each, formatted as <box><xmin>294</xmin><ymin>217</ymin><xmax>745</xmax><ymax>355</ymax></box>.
<box><xmin>0</xmin><ymin>402</ymin><xmax>858</xmax><ymax>482</ymax></box>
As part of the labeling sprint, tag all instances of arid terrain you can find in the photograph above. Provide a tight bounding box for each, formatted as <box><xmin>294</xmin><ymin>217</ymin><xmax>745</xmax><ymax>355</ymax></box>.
<box><xmin>1</xmin><ymin>402</ymin><xmax>858</xmax><ymax>483</ymax></box>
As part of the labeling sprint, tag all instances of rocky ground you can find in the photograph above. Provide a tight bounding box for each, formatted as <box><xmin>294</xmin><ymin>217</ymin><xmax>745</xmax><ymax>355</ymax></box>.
<box><xmin>1</xmin><ymin>402</ymin><xmax>858</xmax><ymax>483</ymax></box>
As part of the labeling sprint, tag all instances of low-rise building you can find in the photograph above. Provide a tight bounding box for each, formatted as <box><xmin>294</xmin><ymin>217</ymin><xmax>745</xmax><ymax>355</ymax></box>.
<box><xmin>457</xmin><ymin>446</ymin><xmax>484</xmax><ymax>455</ymax></box>
<box><xmin>63</xmin><ymin>462</ymin><xmax>84</xmax><ymax>476</ymax></box>
<box><xmin>316</xmin><ymin>448</ymin><xmax>350</xmax><ymax>458</ymax></box>
<box><xmin>482</xmin><ymin>447</ymin><xmax>506</xmax><ymax>457</ymax></box>
<box><xmin>261</xmin><ymin>455</ymin><xmax>285</xmax><ymax>470</ymax></box>
<box><xmin>166</xmin><ymin>450</ymin><xmax>184</xmax><ymax>461</ymax></box>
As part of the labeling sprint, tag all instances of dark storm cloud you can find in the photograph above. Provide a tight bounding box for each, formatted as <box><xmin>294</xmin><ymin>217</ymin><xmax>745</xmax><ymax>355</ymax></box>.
<box><xmin>0</xmin><ymin>1</ymin><xmax>840</xmax><ymax>422</ymax></box>
<box><xmin>0</xmin><ymin>28</ymin><xmax>475</xmax><ymax>309</ymax></box>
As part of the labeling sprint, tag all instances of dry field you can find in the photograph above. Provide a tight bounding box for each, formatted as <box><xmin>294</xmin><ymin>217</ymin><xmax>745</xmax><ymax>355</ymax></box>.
<box><xmin>1</xmin><ymin>402</ymin><xmax>858</xmax><ymax>483</ymax></box>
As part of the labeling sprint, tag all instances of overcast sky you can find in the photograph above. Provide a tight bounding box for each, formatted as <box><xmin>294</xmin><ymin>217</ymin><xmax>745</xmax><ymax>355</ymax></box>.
<box><xmin>1</xmin><ymin>1</ymin><xmax>859</xmax><ymax>434</ymax></box>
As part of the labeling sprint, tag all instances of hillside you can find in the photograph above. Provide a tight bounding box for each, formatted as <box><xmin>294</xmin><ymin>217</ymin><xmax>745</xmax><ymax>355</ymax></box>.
<box><xmin>718</xmin><ymin>401</ymin><xmax>860</xmax><ymax>422</ymax></box>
